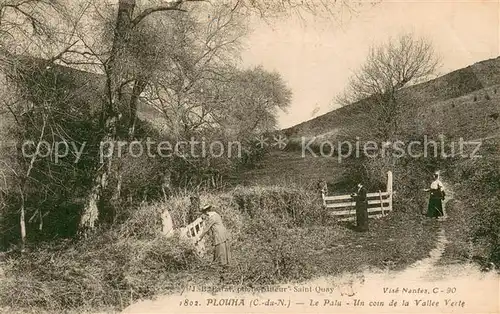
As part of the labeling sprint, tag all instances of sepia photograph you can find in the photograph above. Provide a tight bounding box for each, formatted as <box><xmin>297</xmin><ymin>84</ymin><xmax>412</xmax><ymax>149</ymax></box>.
<box><xmin>0</xmin><ymin>0</ymin><xmax>498</xmax><ymax>313</ymax></box>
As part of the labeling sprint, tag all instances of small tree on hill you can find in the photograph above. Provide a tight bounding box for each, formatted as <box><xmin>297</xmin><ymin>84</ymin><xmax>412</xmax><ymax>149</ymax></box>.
<box><xmin>337</xmin><ymin>32</ymin><xmax>439</xmax><ymax>140</ymax></box>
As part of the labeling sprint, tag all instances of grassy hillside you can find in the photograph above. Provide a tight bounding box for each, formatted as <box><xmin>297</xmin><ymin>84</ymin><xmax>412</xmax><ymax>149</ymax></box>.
<box><xmin>236</xmin><ymin>57</ymin><xmax>499</xmax><ymax>189</ymax></box>
<box><xmin>283</xmin><ymin>57</ymin><xmax>500</xmax><ymax>142</ymax></box>
<box><xmin>245</xmin><ymin>57</ymin><xmax>500</xmax><ymax>272</ymax></box>
<box><xmin>230</xmin><ymin>150</ymin><xmax>346</xmax><ymax>188</ymax></box>
<box><xmin>438</xmin><ymin>137</ymin><xmax>500</xmax><ymax>268</ymax></box>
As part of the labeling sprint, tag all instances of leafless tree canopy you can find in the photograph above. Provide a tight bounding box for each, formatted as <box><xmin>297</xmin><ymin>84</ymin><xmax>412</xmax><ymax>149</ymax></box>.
<box><xmin>335</xmin><ymin>32</ymin><xmax>439</xmax><ymax>139</ymax></box>
<box><xmin>337</xmin><ymin>32</ymin><xmax>439</xmax><ymax>106</ymax></box>
<box><xmin>0</xmin><ymin>0</ymin><xmax>367</xmax><ymax>240</ymax></box>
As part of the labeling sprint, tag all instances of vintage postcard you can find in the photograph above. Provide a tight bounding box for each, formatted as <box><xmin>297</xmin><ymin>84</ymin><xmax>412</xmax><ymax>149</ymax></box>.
<box><xmin>0</xmin><ymin>0</ymin><xmax>498</xmax><ymax>313</ymax></box>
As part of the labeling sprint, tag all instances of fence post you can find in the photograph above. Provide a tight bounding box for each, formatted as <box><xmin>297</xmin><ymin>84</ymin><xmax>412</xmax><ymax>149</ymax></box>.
<box><xmin>161</xmin><ymin>209</ymin><xmax>174</xmax><ymax>238</ymax></box>
<box><xmin>318</xmin><ymin>180</ymin><xmax>328</xmax><ymax>207</ymax></box>
<box><xmin>387</xmin><ymin>171</ymin><xmax>393</xmax><ymax>211</ymax></box>
<box><xmin>379</xmin><ymin>190</ymin><xmax>384</xmax><ymax>216</ymax></box>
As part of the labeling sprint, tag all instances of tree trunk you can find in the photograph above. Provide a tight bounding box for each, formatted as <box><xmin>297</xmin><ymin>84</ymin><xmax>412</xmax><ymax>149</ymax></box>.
<box><xmin>111</xmin><ymin>78</ymin><xmax>147</xmax><ymax>204</ymax></box>
<box><xmin>38</xmin><ymin>208</ymin><xmax>43</xmax><ymax>231</ymax></box>
<box><xmin>128</xmin><ymin>79</ymin><xmax>147</xmax><ymax>139</ymax></box>
<box><xmin>113</xmin><ymin>165</ymin><xmax>123</xmax><ymax>201</ymax></box>
<box><xmin>79</xmin><ymin>0</ymin><xmax>137</xmax><ymax>233</ymax></box>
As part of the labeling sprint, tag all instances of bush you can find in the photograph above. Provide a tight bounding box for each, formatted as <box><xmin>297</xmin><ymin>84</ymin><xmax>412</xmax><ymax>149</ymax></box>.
<box><xmin>227</xmin><ymin>210</ymin><xmax>315</xmax><ymax>285</ymax></box>
<box><xmin>0</xmin><ymin>215</ymin><xmax>199</xmax><ymax>312</ymax></box>
<box><xmin>231</xmin><ymin>186</ymin><xmax>325</xmax><ymax>226</ymax></box>
<box><xmin>447</xmin><ymin>140</ymin><xmax>500</xmax><ymax>268</ymax></box>
<box><xmin>117</xmin><ymin>202</ymin><xmax>164</xmax><ymax>239</ymax></box>
<box><xmin>156</xmin><ymin>185</ymin><xmax>325</xmax><ymax>231</ymax></box>
<box><xmin>470</xmin><ymin>197</ymin><xmax>500</xmax><ymax>265</ymax></box>
<box><xmin>148</xmin><ymin>191</ymin><xmax>245</xmax><ymax>239</ymax></box>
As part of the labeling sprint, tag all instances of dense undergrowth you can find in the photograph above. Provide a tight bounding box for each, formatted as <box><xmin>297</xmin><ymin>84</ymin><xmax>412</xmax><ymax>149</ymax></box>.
<box><xmin>0</xmin><ymin>186</ymin><xmax>324</xmax><ymax>312</ymax></box>
<box><xmin>440</xmin><ymin>138</ymin><xmax>500</xmax><ymax>269</ymax></box>
<box><xmin>0</xmin><ymin>181</ymin><xmax>438</xmax><ymax>313</ymax></box>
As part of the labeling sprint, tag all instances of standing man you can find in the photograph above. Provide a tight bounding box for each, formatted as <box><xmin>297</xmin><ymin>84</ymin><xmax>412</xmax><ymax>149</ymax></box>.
<box><xmin>351</xmin><ymin>183</ymin><xmax>369</xmax><ymax>232</ymax></box>
<box><xmin>197</xmin><ymin>205</ymin><xmax>231</xmax><ymax>266</ymax></box>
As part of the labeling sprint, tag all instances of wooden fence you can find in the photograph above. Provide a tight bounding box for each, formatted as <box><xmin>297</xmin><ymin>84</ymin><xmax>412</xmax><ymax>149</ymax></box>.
<box><xmin>180</xmin><ymin>171</ymin><xmax>393</xmax><ymax>247</ymax></box>
<box><xmin>181</xmin><ymin>217</ymin><xmax>206</xmax><ymax>256</ymax></box>
<box><xmin>322</xmin><ymin>171</ymin><xmax>393</xmax><ymax>221</ymax></box>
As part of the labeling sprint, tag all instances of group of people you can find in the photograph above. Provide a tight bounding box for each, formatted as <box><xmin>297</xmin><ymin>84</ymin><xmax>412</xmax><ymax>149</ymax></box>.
<box><xmin>350</xmin><ymin>171</ymin><xmax>446</xmax><ymax>232</ymax></box>
<box><xmin>186</xmin><ymin>172</ymin><xmax>446</xmax><ymax>267</ymax></box>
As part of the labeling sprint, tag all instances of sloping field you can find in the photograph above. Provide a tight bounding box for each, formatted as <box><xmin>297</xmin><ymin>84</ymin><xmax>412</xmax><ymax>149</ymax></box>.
<box><xmin>231</xmin><ymin>149</ymin><xmax>346</xmax><ymax>189</ymax></box>
<box><xmin>283</xmin><ymin>57</ymin><xmax>500</xmax><ymax>143</ymax></box>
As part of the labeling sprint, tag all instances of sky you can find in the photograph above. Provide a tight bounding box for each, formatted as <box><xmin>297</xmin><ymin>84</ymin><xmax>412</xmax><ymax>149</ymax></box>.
<box><xmin>240</xmin><ymin>0</ymin><xmax>500</xmax><ymax>129</ymax></box>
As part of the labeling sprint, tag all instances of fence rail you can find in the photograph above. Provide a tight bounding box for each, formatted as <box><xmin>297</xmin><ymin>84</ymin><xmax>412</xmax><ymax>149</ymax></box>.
<box><xmin>180</xmin><ymin>217</ymin><xmax>206</xmax><ymax>256</ymax></box>
<box><xmin>322</xmin><ymin>171</ymin><xmax>393</xmax><ymax>221</ymax></box>
<box><xmin>185</xmin><ymin>217</ymin><xmax>204</xmax><ymax>240</ymax></box>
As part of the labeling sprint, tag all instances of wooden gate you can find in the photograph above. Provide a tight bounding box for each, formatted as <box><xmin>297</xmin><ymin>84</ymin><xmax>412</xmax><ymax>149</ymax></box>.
<box><xmin>180</xmin><ymin>217</ymin><xmax>206</xmax><ymax>256</ymax></box>
<box><xmin>322</xmin><ymin>171</ymin><xmax>393</xmax><ymax>221</ymax></box>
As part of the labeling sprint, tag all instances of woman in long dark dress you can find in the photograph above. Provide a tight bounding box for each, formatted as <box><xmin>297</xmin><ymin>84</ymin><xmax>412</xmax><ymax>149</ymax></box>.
<box><xmin>424</xmin><ymin>172</ymin><xmax>445</xmax><ymax>218</ymax></box>
<box><xmin>352</xmin><ymin>183</ymin><xmax>369</xmax><ymax>231</ymax></box>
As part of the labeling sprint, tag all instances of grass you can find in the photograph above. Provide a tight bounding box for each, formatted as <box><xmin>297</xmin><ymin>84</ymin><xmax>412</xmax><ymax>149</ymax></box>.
<box><xmin>439</xmin><ymin>138</ymin><xmax>500</xmax><ymax>268</ymax></box>
<box><xmin>283</xmin><ymin>58</ymin><xmax>500</xmax><ymax>144</ymax></box>
<box><xmin>229</xmin><ymin>149</ymin><xmax>346</xmax><ymax>189</ymax></box>
<box><xmin>0</xmin><ymin>183</ymin><xmax>439</xmax><ymax>314</ymax></box>
<box><xmin>1</xmin><ymin>41</ymin><xmax>498</xmax><ymax>314</ymax></box>
<box><xmin>438</xmin><ymin>196</ymin><xmax>474</xmax><ymax>265</ymax></box>
<box><xmin>274</xmin><ymin>211</ymin><xmax>438</xmax><ymax>275</ymax></box>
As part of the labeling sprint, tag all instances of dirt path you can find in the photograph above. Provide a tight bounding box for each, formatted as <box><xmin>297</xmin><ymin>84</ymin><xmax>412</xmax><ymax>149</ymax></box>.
<box><xmin>404</xmin><ymin>178</ymin><xmax>453</xmax><ymax>280</ymax></box>
<box><xmin>401</xmin><ymin>228</ymin><xmax>448</xmax><ymax>281</ymax></box>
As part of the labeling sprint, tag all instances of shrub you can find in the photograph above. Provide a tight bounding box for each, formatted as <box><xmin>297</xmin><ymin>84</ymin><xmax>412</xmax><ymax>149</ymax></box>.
<box><xmin>0</xmin><ymin>215</ymin><xmax>199</xmax><ymax>312</ymax></box>
<box><xmin>448</xmin><ymin>140</ymin><xmax>500</xmax><ymax>268</ymax></box>
<box><xmin>225</xmin><ymin>209</ymin><xmax>315</xmax><ymax>285</ymax></box>
<box><xmin>470</xmin><ymin>197</ymin><xmax>500</xmax><ymax>265</ymax></box>
<box><xmin>148</xmin><ymin>191</ymin><xmax>245</xmax><ymax>239</ymax></box>
<box><xmin>117</xmin><ymin>202</ymin><xmax>163</xmax><ymax>239</ymax></box>
<box><xmin>231</xmin><ymin>186</ymin><xmax>325</xmax><ymax>226</ymax></box>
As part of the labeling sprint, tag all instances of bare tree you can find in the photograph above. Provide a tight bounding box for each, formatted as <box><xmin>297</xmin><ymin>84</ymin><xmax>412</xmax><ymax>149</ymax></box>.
<box><xmin>0</xmin><ymin>0</ymin><xmax>82</xmax><ymax>247</ymax></box>
<box><xmin>336</xmin><ymin>32</ymin><xmax>439</xmax><ymax>139</ymax></box>
<box><xmin>75</xmin><ymin>0</ymin><xmax>356</xmax><ymax>234</ymax></box>
<box><xmin>214</xmin><ymin>66</ymin><xmax>292</xmax><ymax>137</ymax></box>
<box><xmin>143</xmin><ymin>3</ymin><xmax>246</xmax><ymax>139</ymax></box>
<box><xmin>0</xmin><ymin>0</ymin><xmax>361</xmax><ymax>242</ymax></box>
<box><xmin>0</xmin><ymin>0</ymin><xmax>361</xmax><ymax>235</ymax></box>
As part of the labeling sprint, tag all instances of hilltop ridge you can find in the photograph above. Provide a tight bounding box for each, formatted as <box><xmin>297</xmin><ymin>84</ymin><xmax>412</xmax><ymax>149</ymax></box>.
<box><xmin>283</xmin><ymin>56</ymin><xmax>500</xmax><ymax>141</ymax></box>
